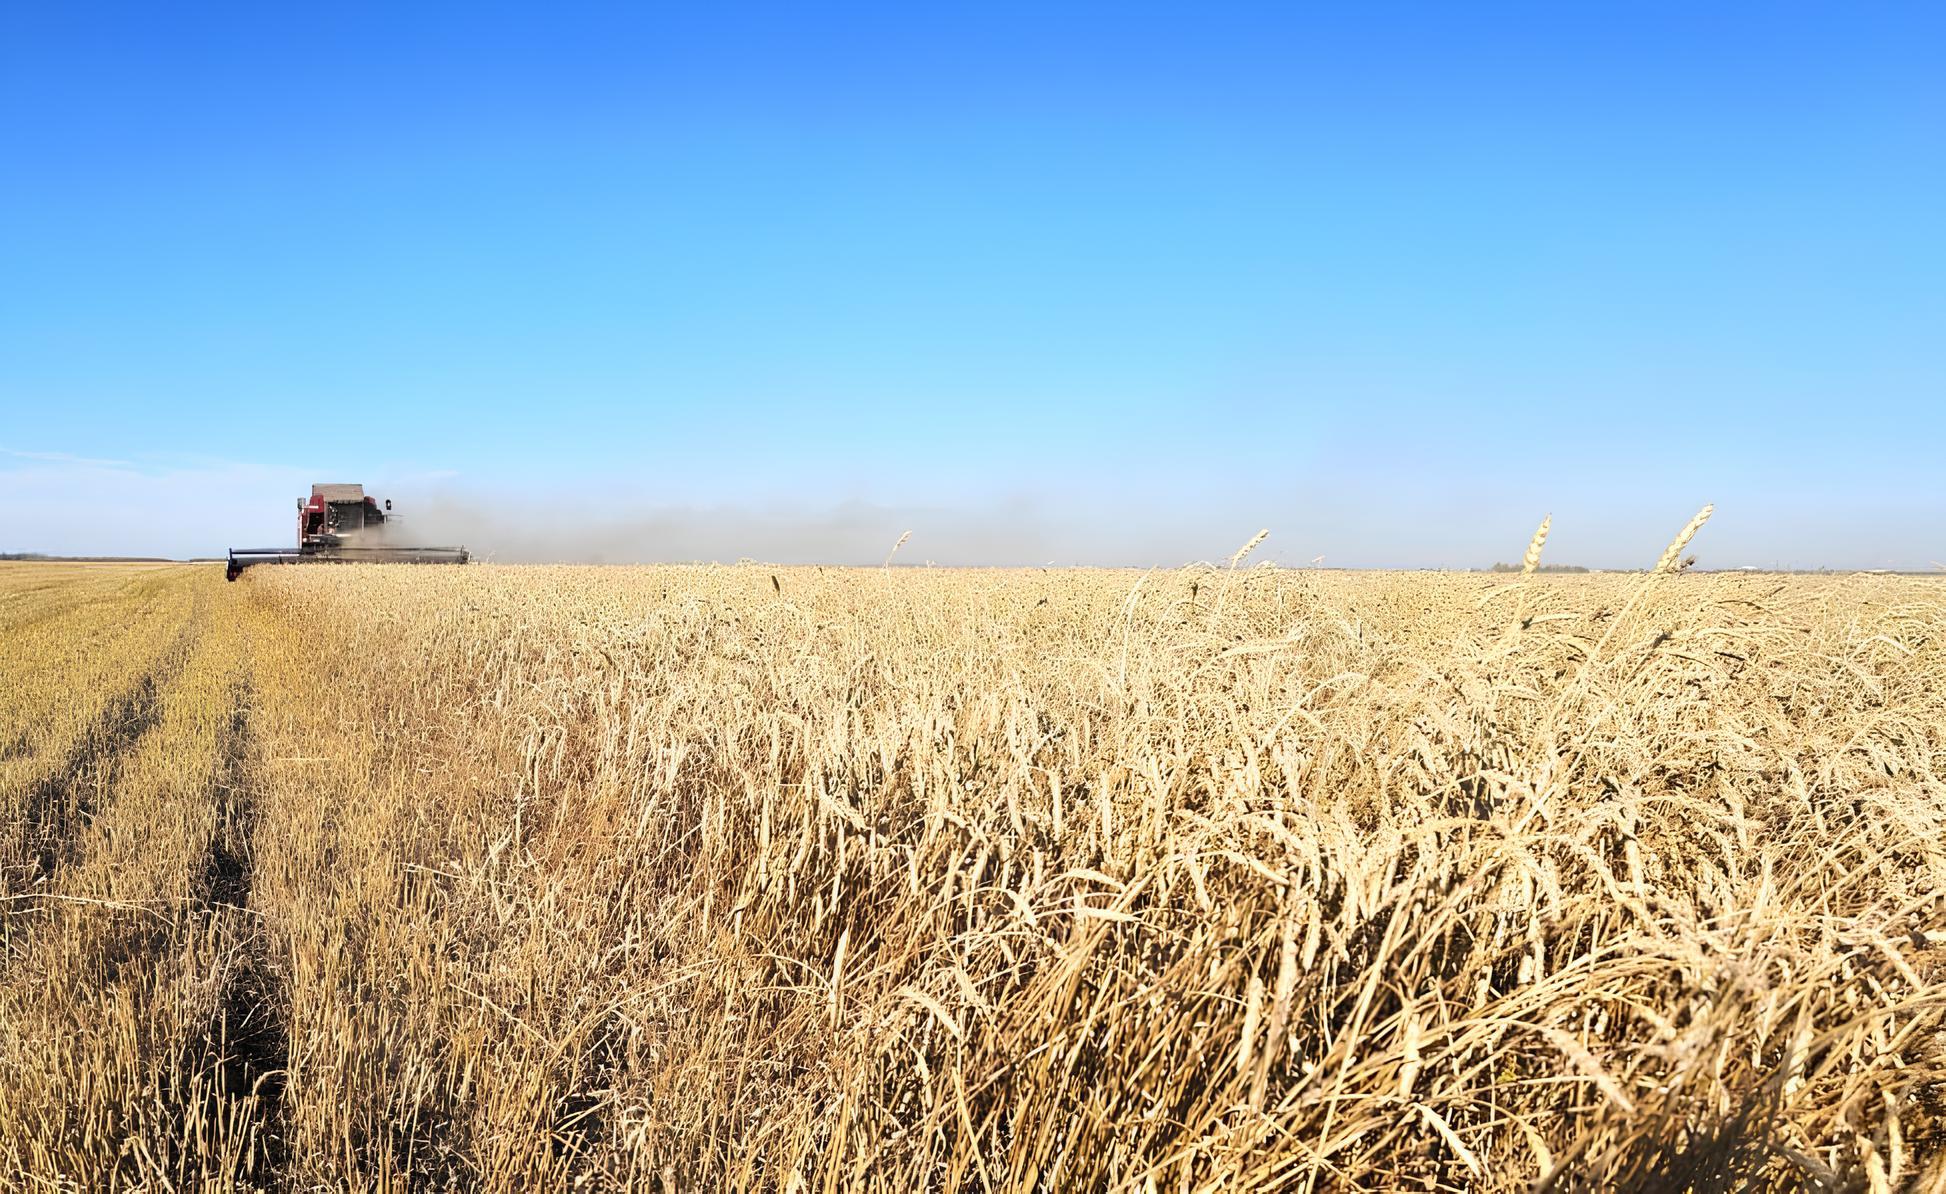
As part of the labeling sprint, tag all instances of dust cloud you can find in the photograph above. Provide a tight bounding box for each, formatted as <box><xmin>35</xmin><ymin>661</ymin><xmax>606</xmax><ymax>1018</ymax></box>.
<box><xmin>384</xmin><ymin>492</ymin><xmax>1074</xmax><ymax>567</ymax></box>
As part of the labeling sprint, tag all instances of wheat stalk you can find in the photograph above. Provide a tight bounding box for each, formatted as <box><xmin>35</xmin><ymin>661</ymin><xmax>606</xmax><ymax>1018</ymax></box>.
<box><xmin>1229</xmin><ymin>530</ymin><xmax>1269</xmax><ymax>569</ymax></box>
<box><xmin>883</xmin><ymin>531</ymin><xmax>912</xmax><ymax>568</ymax></box>
<box><xmin>1653</xmin><ymin>504</ymin><xmax>1713</xmax><ymax>574</ymax></box>
<box><xmin>1521</xmin><ymin>516</ymin><xmax>1551</xmax><ymax>577</ymax></box>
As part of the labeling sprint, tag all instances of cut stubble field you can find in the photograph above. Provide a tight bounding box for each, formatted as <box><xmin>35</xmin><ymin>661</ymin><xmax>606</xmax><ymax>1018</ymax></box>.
<box><xmin>2</xmin><ymin>558</ymin><xmax>1944</xmax><ymax>1190</ymax></box>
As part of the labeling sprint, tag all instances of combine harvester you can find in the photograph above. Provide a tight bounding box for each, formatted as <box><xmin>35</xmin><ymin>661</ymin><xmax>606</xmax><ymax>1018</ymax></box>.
<box><xmin>226</xmin><ymin>484</ymin><xmax>468</xmax><ymax>580</ymax></box>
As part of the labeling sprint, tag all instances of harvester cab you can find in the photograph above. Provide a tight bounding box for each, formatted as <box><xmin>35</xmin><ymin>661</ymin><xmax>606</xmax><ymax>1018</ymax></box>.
<box><xmin>300</xmin><ymin>482</ymin><xmax>386</xmax><ymax>548</ymax></box>
<box><xmin>227</xmin><ymin>484</ymin><xmax>468</xmax><ymax>580</ymax></box>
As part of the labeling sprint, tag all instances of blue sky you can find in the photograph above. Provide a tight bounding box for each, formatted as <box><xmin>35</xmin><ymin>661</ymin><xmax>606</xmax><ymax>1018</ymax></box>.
<box><xmin>3</xmin><ymin>2</ymin><xmax>1941</xmax><ymax>566</ymax></box>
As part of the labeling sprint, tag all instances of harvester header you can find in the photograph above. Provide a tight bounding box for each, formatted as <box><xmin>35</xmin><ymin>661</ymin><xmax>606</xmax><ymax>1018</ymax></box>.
<box><xmin>226</xmin><ymin>484</ymin><xmax>468</xmax><ymax>580</ymax></box>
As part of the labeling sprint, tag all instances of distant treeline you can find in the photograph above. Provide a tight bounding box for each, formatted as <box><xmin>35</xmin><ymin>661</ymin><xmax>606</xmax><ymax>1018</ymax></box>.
<box><xmin>1488</xmin><ymin>562</ymin><xmax>1590</xmax><ymax>573</ymax></box>
<box><xmin>0</xmin><ymin>553</ymin><xmax>175</xmax><ymax>562</ymax></box>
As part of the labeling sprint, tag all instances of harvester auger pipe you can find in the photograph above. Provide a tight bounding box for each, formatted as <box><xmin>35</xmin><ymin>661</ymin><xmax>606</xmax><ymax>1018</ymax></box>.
<box><xmin>225</xmin><ymin>485</ymin><xmax>469</xmax><ymax>581</ymax></box>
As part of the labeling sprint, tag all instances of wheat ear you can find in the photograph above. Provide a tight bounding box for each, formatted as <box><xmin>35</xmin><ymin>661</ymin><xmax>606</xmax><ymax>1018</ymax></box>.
<box><xmin>1521</xmin><ymin>515</ymin><xmax>1551</xmax><ymax>576</ymax></box>
<box><xmin>1229</xmin><ymin>530</ymin><xmax>1269</xmax><ymax>569</ymax></box>
<box><xmin>1653</xmin><ymin>505</ymin><xmax>1713</xmax><ymax>574</ymax></box>
<box><xmin>883</xmin><ymin>531</ymin><xmax>912</xmax><ymax>568</ymax></box>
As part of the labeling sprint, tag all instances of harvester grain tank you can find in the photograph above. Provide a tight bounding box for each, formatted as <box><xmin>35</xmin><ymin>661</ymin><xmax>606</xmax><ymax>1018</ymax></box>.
<box><xmin>226</xmin><ymin>484</ymin><xmax>468</xmax><ymax>580</ymax></box>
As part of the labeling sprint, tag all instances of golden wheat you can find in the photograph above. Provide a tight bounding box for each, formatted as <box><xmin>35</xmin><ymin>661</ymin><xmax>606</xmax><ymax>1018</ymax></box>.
<box><xmin>4</xmin><ymin>557</ymin><xmax>1945</xmax><ymax>1190</ymax></box>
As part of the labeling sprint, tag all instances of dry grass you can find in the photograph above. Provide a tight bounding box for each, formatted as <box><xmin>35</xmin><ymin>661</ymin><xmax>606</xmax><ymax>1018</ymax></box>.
<box><xmin>3</xmin><ymin>556</ymin><xmax>1945</xmax><ymax>1190</ymax></box>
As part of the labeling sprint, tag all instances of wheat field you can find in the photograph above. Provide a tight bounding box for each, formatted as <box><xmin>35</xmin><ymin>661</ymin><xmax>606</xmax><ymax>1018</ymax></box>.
<box><xmin>3</xmin><ymin>556</ymin><xmax>1944</xmax><ymax>1190</ymax></box>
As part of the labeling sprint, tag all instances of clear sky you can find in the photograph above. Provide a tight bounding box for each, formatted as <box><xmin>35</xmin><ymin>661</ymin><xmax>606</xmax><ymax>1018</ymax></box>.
<box><xmin>3</xmin><ymin>2</ymin><xmax>1941</xmax><ymax>567</ymax></box>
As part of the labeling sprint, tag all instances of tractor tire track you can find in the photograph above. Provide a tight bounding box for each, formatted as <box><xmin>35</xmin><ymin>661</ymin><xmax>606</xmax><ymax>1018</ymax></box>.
<box><xmin>18</xmin><ymin>671</ymin><xmax>162</xmax><ymax>882</ymax></box>
<box><xmin>4</xmin><ymin>606</ymin><xmax>200</xmax><ymax>901</ymax></box>
<box><xmin>200</xmin><ymin>675</ymin><xmax>292</xmax><ymax>1184</ymax></box>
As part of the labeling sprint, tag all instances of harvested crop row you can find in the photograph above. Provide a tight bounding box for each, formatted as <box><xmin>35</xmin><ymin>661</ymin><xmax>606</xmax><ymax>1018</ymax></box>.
<box><xmin>0</xmin><ymin>567</ymin><xmax>276</xmax><ymax>1187</ymax></box>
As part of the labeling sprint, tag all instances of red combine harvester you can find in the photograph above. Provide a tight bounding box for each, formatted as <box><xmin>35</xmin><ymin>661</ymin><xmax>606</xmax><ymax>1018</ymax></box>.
<box><xmin>226</xmin><ymin>484</ymin><xmax>468</xmax><ymax>580</ymax></box>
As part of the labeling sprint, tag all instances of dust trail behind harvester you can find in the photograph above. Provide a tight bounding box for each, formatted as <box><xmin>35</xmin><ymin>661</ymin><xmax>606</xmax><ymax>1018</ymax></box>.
<box><xmin>394</xmin><ymin>492</ymin><xmax>1069</xmax><ymax>567</ymax></box>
